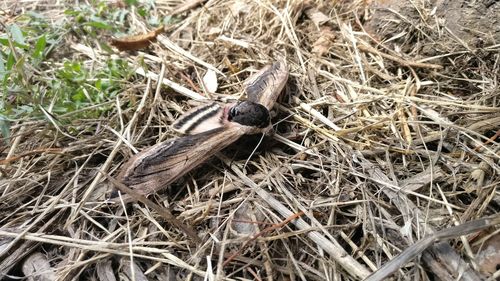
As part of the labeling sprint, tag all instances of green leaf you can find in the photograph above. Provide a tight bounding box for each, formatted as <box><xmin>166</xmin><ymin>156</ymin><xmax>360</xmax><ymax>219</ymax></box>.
<box><xmin>51</xmin><ymin>106</ymin><xmax>70</xmax><ymax>114</ymax></box>
<box><xmin>0</xmin><ymin>117</ymin><xmax>10</xmax><ymax>144</ymax></box>
<box><xmin>0</xmin><ymin>37</ymin><xmax>8</xmax><ymax>46</ymax></box>
<box><xmin>14</xmin><ymin>56</ymin><xmax>26</xmax><ymax>72</ymax></box>
<box><xmin>99</xmin><ymin>41</ymin><xmax>114</xmax><ymax>53</ymax></box>
<box><xmin>9</xmin><ymin>24</ymin><xmax>25</xmax><ymax>45</ymax></box>
<box><xmin>85</xmin><ymin>21</ymin><xmax>111</xmax><ymax>29</ymax></box>
<box><xmin>85</xmin><ymin>17</ymin><xmax>112</xmax><ymax>29</ymax></box>
<box><xmin>125</xmin><ymin>0</ymin><xmax>138</xmax><ymax>5</ymax></box>
<box><xmin>26</xmin><ymin>11</ymin><xmax>46</xmax><ymax>20</ymax></box>
<box><xmin>6</xmin><ymin>52</ymin><xmax>15</xmax><ymax>71</ymax></box>
<box><xmin>0</xmin><ymin>52</ymin><xmax>6</xmax><ymax>81</ymax></box>
<box><xmin>13</xmin><ymin>105</ymin><xmax>34</xmax><ymax>115</ymax></box>
<box><xmin>137</xmin><ymin>7</ymin><xmax>146</xmax><ymax>17</ymax></box>
<box><xmin>95</xmin><ymin>79</ymin><xmax>102</xmax><ymax>91</ymax></box>
<box><xmin>163</xmin><ymin>15</ymin><xmax>181</xmax><ymax>25</ymax></box>
<box><xmin>70</xmin><ymin>62</ymin><xmax>81</xmax><ymax>72</ymax></box>
<box><xmin>64</xmin><ymin>9</ymin><xmax>80</xmax><ymax>17</ymax></box>
<box><xmin>33</xmin><ymin>35</ymin><xmax>47</xmax><ymax>60</ymax></box>
<box><xmin>116</xmin><ymin>9</ymin><xmax>129</xmax><ymax>23</ymax></box>
<box><xmin>72</xmin><ymin>88</ymin><xmax>86</xmax><ymax>102</ymax></box>
<box><xmin>148</xmin><ymin>16</ymin><xmax>159</xmax><ymax>26</ymax></box>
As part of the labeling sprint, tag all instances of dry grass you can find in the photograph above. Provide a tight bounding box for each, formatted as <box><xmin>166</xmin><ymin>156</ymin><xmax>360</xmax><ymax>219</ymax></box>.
<box><xmin>1</xmin><ymin>0</ymin><xmax>499</xmax><ymax>280</ymax></box>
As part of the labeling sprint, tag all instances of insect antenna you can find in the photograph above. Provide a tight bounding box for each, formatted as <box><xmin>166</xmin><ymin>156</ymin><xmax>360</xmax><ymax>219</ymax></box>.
<box><xmin>242</xmin><ymin>132</ymin><xmax>266</xmax><ymax>171</ymax></box>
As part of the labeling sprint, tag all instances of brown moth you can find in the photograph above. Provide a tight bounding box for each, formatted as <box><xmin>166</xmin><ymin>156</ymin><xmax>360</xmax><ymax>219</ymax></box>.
<box><xmin>115</xmin><ymin>59</ymin><xmax>288</xmax><ymax>200</ymax></box>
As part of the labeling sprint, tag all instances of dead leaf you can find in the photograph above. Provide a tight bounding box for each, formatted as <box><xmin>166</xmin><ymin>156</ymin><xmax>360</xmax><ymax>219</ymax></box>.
<box><xmin>96</xmin><ymin>261</ymin><xmax>117</xmax><ymax>281</ymax></box>
<box><xmin>475</xmin><ymin>232</ymin><xmax>500</xmax><ymax>275</ymax></box>
<box><xmin>202</xmin><ymin>69</ymin><xmax>218</xmax><ymax>94</ymax></box>
<box><xmin>231</xmin><ymin>0</ymin><xmax>251</xmax><ymax>14</ymax></box>
<box><xmin>175</xmin><ymin>27</ymin><xmax>193</xmax><ymax>50</ymax></box>
<box><xmin>110</xmin><ymin>0</ymin><xmax>127</xmax><ymax>8</ymax></box>
<box><xmin>231</xmin><ymin>202</ymin><xmax>260</xmax><ymax>237</ymax></box>
<box><xmin>305</xmin><ymin>8</ymin><xmax>330</xmax><ymax>28</ymax></box>
<box><xmin>121</xmin><ymin>259</ymin><xmax>148</xmax><ymax>281</ymax></box>
<box><xmin>312</xmin><ymin>26</ymin><xmax>336</xmax><ymax>56</ymax></box>
<box><xmin>22</xmin><ymin>252</ymin><xmax>56</xmax><ymax>281</ymax></box>
<box><xmin>399</xmin><ymin>109</ymin><xmax>412</xmax><ymax>144</ymax></box>
<box><xmin>110</xmin><ymin>26</ymin><xmax>165</xmax><ymax>51</ymax></box>
<box><xmin>0</xmin><ymin>147</ymin><xmax>64</xmax><ymax>165</ymax></box>
<box><xmin>207</xmin><ymin>27</ymin><xmax>222</xmax><ymax>36</ymax></box>
<box><xmin>222</xmin><ymin>57</ymin><xmax>239</xmax><ymax>74</ymax></box>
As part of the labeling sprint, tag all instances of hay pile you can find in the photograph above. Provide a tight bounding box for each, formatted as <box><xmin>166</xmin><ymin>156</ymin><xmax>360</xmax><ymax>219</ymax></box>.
<box><xmin>1</xmin><ymin>0</ymin><xmax>499</xmax><ymax>280</ymax></box>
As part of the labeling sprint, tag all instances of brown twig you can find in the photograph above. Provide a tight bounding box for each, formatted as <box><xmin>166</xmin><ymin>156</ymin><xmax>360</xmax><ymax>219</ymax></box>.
<box><xmin>474</xmin><ymin>129</ymin><xmax>500</xmax><ymax>151</ymax></box>
<box><xmin>179</xmin><ymin>71</ymin><xmax>202</xmax><ymax>94</ymax></box>
<box><xmin>0</xmin><ymin>148</ymin><xmax>64</xmax><ymax>165</ymax></box>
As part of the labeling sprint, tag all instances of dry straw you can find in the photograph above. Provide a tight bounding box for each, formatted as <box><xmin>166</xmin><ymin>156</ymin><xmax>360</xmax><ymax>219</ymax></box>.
<box><xmin>1</xmin><ymin>0</ymin><xmax>499</xmax><ymax>280</ymax></box>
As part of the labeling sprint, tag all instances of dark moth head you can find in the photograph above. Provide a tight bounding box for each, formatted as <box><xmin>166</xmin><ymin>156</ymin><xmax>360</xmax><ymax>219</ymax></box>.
<box><xmin>228</xmin><ymin>101</ymin><xmax>270</xmax><ymax>128</ymax></box>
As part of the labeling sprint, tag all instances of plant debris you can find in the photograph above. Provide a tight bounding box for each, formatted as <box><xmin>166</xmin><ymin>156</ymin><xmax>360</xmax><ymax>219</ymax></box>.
<box><xmin>1</xmin><ymin>0</ymin><xmax>499</xmax><ymax>280</ymax></box>
<box><xmin>110</xmin><ymin>25</ymin><xmax>165</xmax><ymax>51</ymax></box>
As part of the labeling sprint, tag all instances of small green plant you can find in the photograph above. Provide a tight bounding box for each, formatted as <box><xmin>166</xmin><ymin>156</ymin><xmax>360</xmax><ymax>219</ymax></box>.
<box><xmin>0</xmin><ymin>1</ymin><xmax>146</xmax><ymax>141</ymax></box>
<box><xmin>0</xmin><ymin>0</ymin><xmax>176</xmax><ymax>143</ymax></box>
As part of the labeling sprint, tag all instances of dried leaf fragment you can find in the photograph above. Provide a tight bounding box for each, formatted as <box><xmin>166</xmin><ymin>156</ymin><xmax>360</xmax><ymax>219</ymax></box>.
<box><xmin>305</xmin><ymin>8</ymin><xmax>330</xmax><ymax>28</ymax></box>
<box><xmin>231</xmin><ymin>202</ymin><xmax>260</xmax><ymax>236</ymax></box>
<box><xmin>202</xmin><ymin>69</ymin><xmax>218</xmax><ymax>94</ymax></box>
<box><xmin>222</xmin><ymin>57</ymin><xmax>239</xmax><ymax>74</ymax></box>
<box><xmin>304</xmin><ymin>7</ymin><xmax>335</xmax><ymax>56</ymax></box>
<box><xmin>110</xmin><ymin>26</ymin><xmax>165</xmax><ymax>51</ymax></box>
<box><xmin>96</xmin><ymin>261</ymin><xmax>117</xmax><ymax>281</ymax></box>
<box><xmin>312</xmin><ymin>26</ymin><xmax>336</xmax><ymax>56</ymax></box>
<box><xmin>475</xmin><ymin>232</ymin><xmax>500</xmax><ymax>275</ymax></box>
<box><xmin>22</xmin><ymin>252</ymin><xmax>56</xmax><ymax>281</ymax></box>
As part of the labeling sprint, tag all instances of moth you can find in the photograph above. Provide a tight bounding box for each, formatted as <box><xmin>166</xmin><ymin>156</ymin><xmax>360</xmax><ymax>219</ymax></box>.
<box><xmin>116</xmin><ymin>60</ymin><xmax>288</xmax><ymax>200</ymax></box>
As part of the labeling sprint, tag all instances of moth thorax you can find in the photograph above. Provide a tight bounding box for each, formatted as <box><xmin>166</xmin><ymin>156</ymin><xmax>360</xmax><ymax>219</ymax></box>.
<box><xmin>228</xmin><ymin>101</ymin><xmax>270</xmax><ymax>128</ymax></box>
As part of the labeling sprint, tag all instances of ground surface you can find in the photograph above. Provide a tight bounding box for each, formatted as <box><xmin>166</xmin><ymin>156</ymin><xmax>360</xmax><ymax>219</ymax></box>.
<box><xmin>1</xmin><ymin>0</ymin><xmax>499</xmax><ymax>280</ymax></box>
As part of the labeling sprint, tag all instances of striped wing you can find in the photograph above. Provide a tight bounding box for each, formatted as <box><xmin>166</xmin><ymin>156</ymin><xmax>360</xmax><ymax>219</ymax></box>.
<box><xmin>118</xmin><ymin>126</ymin><xmax>244</xmax><ymax>198</ymax></box>
<box><xmin>245</xmin><ymin>59</ymin><xmax>289</xmax><ymax>110</ymax></box>
<box><xmin>172</xmin><ymin>102</ymin><xmax>226</xmax><ymax>135</ymax></box>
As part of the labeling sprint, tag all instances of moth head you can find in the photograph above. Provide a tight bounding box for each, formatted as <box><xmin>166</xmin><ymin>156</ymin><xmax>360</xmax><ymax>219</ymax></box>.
<box><xmin>227</xmin><ymin>101</ymin><xmax>270</xmax><ymax>128</ymax></box>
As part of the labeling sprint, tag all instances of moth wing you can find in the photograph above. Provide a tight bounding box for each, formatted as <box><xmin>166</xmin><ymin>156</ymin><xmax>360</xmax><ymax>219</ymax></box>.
<box><xmin>244</xmin><ymin>64</ymin><xmax>272</xmax><ymax>103</ymax></box>
<box><xmin>244</xmin><ymin>59</ymin><xmax>289</xmax><ymax>110</ymax></box>
<box><xmin>117</xmin><ymin>126</ymin><xmax>244</xmax><ymax>197</ymax></box>
<box><xmin>172</xmin><ymin>102</ymin><xmax>225</xmax><ymax>135</ymax></box>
